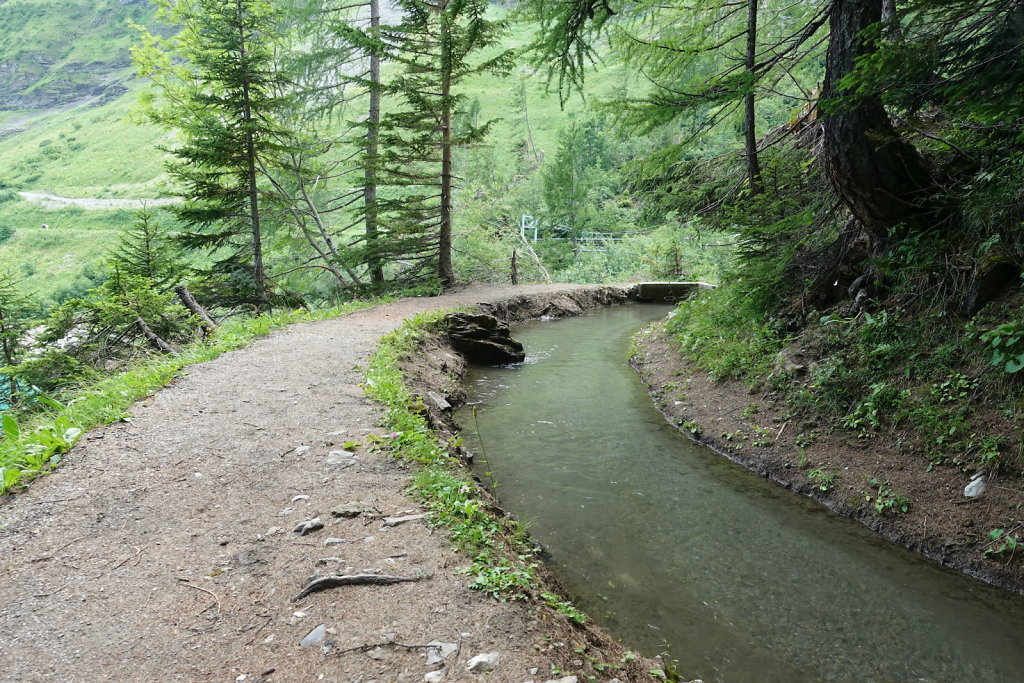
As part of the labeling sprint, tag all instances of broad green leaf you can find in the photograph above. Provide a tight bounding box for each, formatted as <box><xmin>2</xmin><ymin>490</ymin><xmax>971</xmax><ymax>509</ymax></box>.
<box><xmin>2</xmin><ymin>414</ymin><xmax>20</xmax><ymax>440</ymax></box>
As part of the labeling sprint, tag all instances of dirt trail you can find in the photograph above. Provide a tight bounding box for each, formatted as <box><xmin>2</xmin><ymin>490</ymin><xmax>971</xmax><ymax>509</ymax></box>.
<box><xmin>0</xmin><ymin>284</ymin><xmax>643</xmax><ymax>683</ymax></box>
<box><xmin>18</xmin><ymin>191</ymin><xmax>180</xmax><ymax>211</ymax></box>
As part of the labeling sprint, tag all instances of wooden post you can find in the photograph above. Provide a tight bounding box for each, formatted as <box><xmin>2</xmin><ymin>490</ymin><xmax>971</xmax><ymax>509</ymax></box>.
<box><xmin>510</xmin><ymin>248</ymin><xmax>519</xmax><ymax>285</ymax></box>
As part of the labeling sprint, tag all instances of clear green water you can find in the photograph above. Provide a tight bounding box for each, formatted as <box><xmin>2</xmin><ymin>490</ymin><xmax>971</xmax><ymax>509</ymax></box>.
<box><xmin>456</xmin><ymin>304</ymin><xmax>1024</xmax><ymax>683</ymax></box>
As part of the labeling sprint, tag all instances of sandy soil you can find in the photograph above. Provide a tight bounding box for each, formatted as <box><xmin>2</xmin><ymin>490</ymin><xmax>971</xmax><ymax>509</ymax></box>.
<box><xmin>0</xmin><ymin>284</ymin><xmax>658</xmax><ymax>683</ymax></box>
<box><xmin>633</xmin><ymin>324</ymin><xmax>1024</xmax><ymax>593</ymax></box>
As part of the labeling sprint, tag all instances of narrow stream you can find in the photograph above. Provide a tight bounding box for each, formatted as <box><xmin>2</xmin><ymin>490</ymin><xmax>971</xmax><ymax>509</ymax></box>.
<box><xmin>455</xmin><ymin>304</ymin><xmax>1024</xmax><ymax>682</ymax></box>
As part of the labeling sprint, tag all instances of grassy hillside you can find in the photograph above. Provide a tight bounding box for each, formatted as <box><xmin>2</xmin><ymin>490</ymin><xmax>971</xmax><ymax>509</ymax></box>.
<box><xmin>0</xmin><ymin>0</ymin><xmax>159</xmax><ymax>110</ymax></box>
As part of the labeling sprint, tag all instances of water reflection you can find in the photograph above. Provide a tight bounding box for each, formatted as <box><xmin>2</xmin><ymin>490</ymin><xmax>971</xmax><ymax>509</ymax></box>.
<box><xmin>458</xmin><ymin>304</ymin><xmax>1024</xmax><ymax>682</ymax></box>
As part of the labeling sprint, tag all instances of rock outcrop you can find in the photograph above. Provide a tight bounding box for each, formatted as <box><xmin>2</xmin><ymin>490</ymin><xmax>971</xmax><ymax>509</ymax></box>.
<box><xmin>444</xmin><ymin>312</ymin><xmax>525</xmax><ymax>365</ymax></box>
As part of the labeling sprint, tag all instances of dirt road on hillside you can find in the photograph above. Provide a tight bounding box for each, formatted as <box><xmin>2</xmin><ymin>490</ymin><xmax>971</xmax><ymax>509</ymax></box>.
<box><xmin>0</xmin><ymin>284</ymin><xmax>651</xmax><ymax>683</ymax></box>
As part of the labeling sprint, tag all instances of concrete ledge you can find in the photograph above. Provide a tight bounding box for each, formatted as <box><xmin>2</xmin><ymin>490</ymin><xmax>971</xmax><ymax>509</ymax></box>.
<box><xmin>629</xmin><ymin>281</ymin><xmax>716</xmax><ymax>302</ymax></box>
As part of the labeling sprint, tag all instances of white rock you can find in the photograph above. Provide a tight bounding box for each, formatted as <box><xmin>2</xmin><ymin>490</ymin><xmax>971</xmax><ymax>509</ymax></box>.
<box><xmin>424</xmin><ymin>670</ymin><xmax>446</xmax><ymax>683</ymax></box>
<box><xmin>965</xmin><ymin>475</ymin><xmax>987</xmax><ymax>498</ymax></box>
<box><xmin>300</xmin><ymin>624</ymin><xmax>327</xmax><ymax>647</ymax></box>
<box><xmin>425</xmin><ymin>641</ymin><xmax>459</xmax><ymax>665</ymax></box>
<box><xmin>544</xmin><ymin>677</ymin><xmax>577</xmax><ymax>683</ymax></box>
<box><xmin>292</xmin><ymin>495</ymin><xmax>310</xmax><ymax>502</ymax></box>
<box><xmin>265</xmin><ymin>526</ymin><xmax>282</xmax><ymax>536</ymax></box>
<box><xmin>466</xmin><ymin>652</ymin><xmax>500</xmax><ymax>673</ymax></box>
<box><xmin>324</xmin><ymin>538</ymin><xmax>349</xmax><ymax>546</ymax></box>
<box><xmin>294</xmin><ymin>446</ymin><xmax>311</xmax><ymax>455</ymax></box>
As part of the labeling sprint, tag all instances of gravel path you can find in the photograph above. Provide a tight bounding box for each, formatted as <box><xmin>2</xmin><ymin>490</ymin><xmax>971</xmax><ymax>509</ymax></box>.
<box><xmin>0</xmin><ymin>284</ymin><xmax>615</xmax><ymax>683</ymax></box>
<box><xmin>18</xmin><ymin>191</ymin><xmax>180</xmax><ymax>211</ymax></box>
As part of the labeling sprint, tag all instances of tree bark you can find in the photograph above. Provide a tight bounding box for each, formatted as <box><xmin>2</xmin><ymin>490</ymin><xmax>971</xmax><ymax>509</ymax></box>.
<box><xmin>365</xmin><ymin>0</ymin><xmax>384</xmax><ymax>284</ymax></box>
<box><xmin>175</xmin><ymin>285</ymin><xmax>218</xmax><ymax>336</ymax></box>
<box><xmin>743</xmin><ymin>0</ymin><xmax>763</xmax><ymax>195</ymax></box>
<box><xmin>822</xmin><ymin>0</ymin><xmax>937</xmax><ymax>237</ymax></box>
<box><xmin>819</xmin><ymin>0</ymin><xmax>937</xmax><ymax>240</ymax></box>
<box><xmin>135</xmin><ymin>317</ymin><xmax>177</xmax><ymax>355</ymax></box>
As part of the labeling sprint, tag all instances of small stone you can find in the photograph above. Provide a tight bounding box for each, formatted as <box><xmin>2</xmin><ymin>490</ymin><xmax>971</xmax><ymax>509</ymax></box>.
<box><xmin>427</xmin><ymin>391</ymin><xmax>451</xmax><ymax>411</ymax></box>
<box><xmin>965</xmin><ymin>475</ymin><xmax>987</xmax><ymax>498</ymax></box>
<box><xmin>300</xmin><ymin>624</ymin><xmax>327</xmax><ymax>647</ymax></box>
<box><xmin>292</xmin><ymin>495</ymin><xmax>310</xmax><ymax>503</ymax></box>
<box><xmin>424</xmin><ymin>670</ymin><xmax>446</xmax><ymax>683</ymax></box>
<box><xmin>544</xmin><ymin>677</ymin><xmax>577</xmax><ymax>683</ymax></box>
<box><xmin>327</xmin><ymin>450</ymin><xmax>356</xmax><ymax>466</ymax></box>
<box><xmin>324</xmin><ymin>538</ymin><xmax>349</xmax><ymax>546</ymax></box>
<box><xmin>294</xmin><ymin>446</ymin><xmax>311</xmax><ymax>456</ymax></box>
<box><xmin>366</xmin><ymin>647</ymin><xmax>386</xmax><ymax>661</ymax></box>
<box><xmin>466</xmin><ymin>652</ymin><xmax>500</xmax><ymax>673</ymax></box>
<box><xmin>293</xmin><ymin>518</ymin><xmax>325</xmax><ymax>536</ymax></box>
<box><xmin>328</xmin><ymin>429</ymin><xmax>349</xmax><ymax>436</ymax></box>
<box><xmin>529</xmin><ymin>669</ymin><xmax>539</xmax><ymax>676</ymax></box>
<box><xmin>265</xmin><ymin>526</ymin><xmax>282</xmax><ymax>536</ymax></box>
<box><xmin>382</xmin><ymin>514</ymin><xmax>427</xmax><ymax>528</ymax></box>
<box><xmin>293</xmin><ymin>611</ymin><xmax>307</xmax><ymax>618</ymax></box>
<box><xmin>425</xmin><ymin>641</ymin><xmax>459</xmax><ymax>665</ymax></box>
<box><xmin>331</xmin><ymin>503</ymin><xmax>370</xmax><ymax>518</ymax></box>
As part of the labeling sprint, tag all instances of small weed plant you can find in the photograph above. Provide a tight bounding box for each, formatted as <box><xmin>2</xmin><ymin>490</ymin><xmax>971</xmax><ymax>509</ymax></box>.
<box><xmin>865</xmin><ymin>478</ymin><xmax>911</xmax><ymax>515</ymax></box>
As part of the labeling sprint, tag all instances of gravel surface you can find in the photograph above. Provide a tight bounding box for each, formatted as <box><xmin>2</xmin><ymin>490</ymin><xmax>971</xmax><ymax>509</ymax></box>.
<box><xmin>0</xmin><ymin>284</ymin><xmax>638</xmax><ymax>683</ymax></box>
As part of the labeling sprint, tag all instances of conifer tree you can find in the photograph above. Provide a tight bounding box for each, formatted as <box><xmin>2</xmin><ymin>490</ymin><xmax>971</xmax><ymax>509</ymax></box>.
<box><xmin>108</xmin><ymin>205</ymin><xmax>184</xmax><ymax>291</ymax></box>
<box><xmin>334</xmin><ymin>0</ymin><xmax>512</xmax><ymax>287</ymax></box>
<box><xmin>133</xmin><ymin>0</ymin><xmax>293</xmax><ymax>309</ymax></box>
<box><xmin>0</xmin><ymin>270</ymin><xmax>34</xmax><ymax>406</ymax></box>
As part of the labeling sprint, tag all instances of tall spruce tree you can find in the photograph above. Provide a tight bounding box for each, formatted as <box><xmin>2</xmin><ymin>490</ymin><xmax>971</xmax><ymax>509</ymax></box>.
<box><xmin>133</xmin><ymin>0</ymin><xmax>293</xmax><ymax>309</ymax></box>
<box><xmin>339</xmin><ymin>0</ymin><xmax>512</xmax><ymax>287</ymax></box>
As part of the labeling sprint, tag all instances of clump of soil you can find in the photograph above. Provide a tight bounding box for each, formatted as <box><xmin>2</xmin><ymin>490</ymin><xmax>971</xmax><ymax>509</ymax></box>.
<box><xmin>632</xmin><ymin>323</ymin><xmax>1024</xmax><ymax>593</ymax></box>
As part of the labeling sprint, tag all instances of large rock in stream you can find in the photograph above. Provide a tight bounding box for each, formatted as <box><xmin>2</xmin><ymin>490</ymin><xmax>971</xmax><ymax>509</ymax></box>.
<box><xmin>444</xmin><ymin>312</ymin><xmax>525</xmax><ymax>365</ymax></box>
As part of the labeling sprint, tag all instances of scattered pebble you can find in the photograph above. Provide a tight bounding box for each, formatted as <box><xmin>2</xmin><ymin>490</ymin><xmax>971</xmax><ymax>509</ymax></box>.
<box><xmin>544</xmin><ymin>677</ymin><xmax>577</xmax><ymax>683</ymax></box>
<box><xmin>294</xmin><ymin>446</ymin><xmax>311</xmax><ymax>456</ymax></box>
<box><xmin>299</xmin><ymin>624</ymin><xmax>327</xmax><ymax>647</ymax></box>
<box><xmin>293</xmin><ymin>518</ymin><xmax>325</xmax><ymax>536</ymax></box>
<box><xmin>366</xmin><ymin>647</ymin><xmax>386</xmax><ymax>661</ymax></box>
<box><xmin>424</xmin><ymin>670</ymin><xmax>446</xmax><ymax>683</ymax></box>
<box><xmin>327</xmin><ymin>450</ymin><xmax>356</xmax><ymax>466</ymax></box>
<box><xmin>315</xmin><ymin>557</ymin><xmax>345</xmax><ymax>566</ymax></box>
<box><xmin>324</xmin><ymin>538</ymin><xmax>349</xmax><ymax>546</ymax></box>
<box><xmin>383</xmin><ymin>514</ymin><xmax>427</xmax><ymax>528</ymax></box>
<box><xmin>292</xmin><ymin>495</ymin><xmax>310</xmax><ymax>503</ymax></box>
<box><xmin>466</xmin><ymin>652</ymin><xmax>500</xmax><ymax>673</ymax></box>
<box><xmin>425</xmin><ymin>641</ymin><xmax>458</xmax><ymax>665</ymax></box>
<box><xmin>331</xmin><ymin>502</ymin><xmax>372</xmax><ymax>518</ymax></box>
<box><xmin>965</xmin><ymin>473</ymin><xmax>987</xmax><ymax>498</ymax></box>
<box><xmin>265</xmin><ymin>526</ymin><xmax>282</xmax><ymax>536</ymax></box>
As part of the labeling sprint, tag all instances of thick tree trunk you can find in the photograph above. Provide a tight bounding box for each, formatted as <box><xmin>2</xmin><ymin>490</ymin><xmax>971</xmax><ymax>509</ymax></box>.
<box><xmin>822</xmin><ymin>0</ymin><xmax>938</xmax><ymax>237</ymax></box>
<box><xmin>365</xmin><ymin>0</ymin><xmax>384</xmax><ymax>284</ymax></box>
<box><xmin>743</xmin><ymin>0</ymin><xmax>762</xmax><ymax>195</ymax></box>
